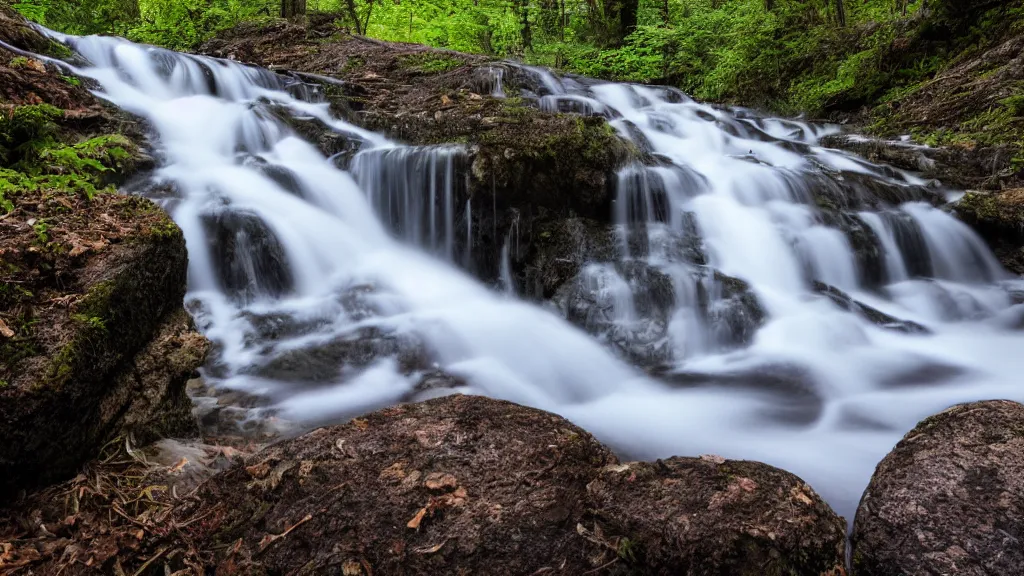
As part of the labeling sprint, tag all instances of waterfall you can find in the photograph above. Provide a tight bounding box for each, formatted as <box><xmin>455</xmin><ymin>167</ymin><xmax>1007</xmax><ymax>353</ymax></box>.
<box><xmin>45</xmin><ymin>29</ymin><xmax>1024</xmax><ymax>520</ymax></box>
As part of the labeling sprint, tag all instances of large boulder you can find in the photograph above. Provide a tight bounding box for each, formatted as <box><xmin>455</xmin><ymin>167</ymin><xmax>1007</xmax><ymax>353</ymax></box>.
<box><xmin>954</xmin><ymin>189</ymin><xmax>1024</xmax><ymax>274</ymax></box>
<box><xmin>852</xmin><ymin>400</ymin><xmax>1024</xmax><ymax>576</ymax></box>
<box><xmin>587</xmin><ymin>457</ymin><xmax>848</xmax><ymax>575</ymax></box>
<box><xmin>0</xmin><ymin>21</ymin><xmax>206</xmax><ymax>498</ymax></box>
<box><xmin>120</xmin><ymin>395</ymin><xmax>843</xmax><ymax>575</ymax></box>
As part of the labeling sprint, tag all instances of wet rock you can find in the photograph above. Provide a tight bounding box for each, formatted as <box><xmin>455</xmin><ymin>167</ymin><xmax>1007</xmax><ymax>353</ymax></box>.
<box><xmin>246</xmin><ymin>327</ymin><xmax>428</xmax><ymax>383</ymax></box>
<box><xmin>521</xmin><ymin>216</ymin><xmax>617</xmax><ymax>298</ymax></box>
<box><xmin>201</xmin><ymin>19</ymin><xmax>640</xmax><ymax>293</ymax></box>
<box><xmin>813</xmin><ymin>281</ymin><xmax>930</xmax><ymax>334</ymax></box>
<box><xmin>155</xmin><ymin>395</ymin><xmax>845</xmax><ymax>575</ymax></box>
<box><xmin>660</xmin><ymin>363</ymin><xmax>823</xmax><ymax>425</ymax></box>
<box><xmin>697</xmin><ymin>269</ymin><xmax>767</xmax><ymax>347</ymax></box>
<box><xmin>553</xmin><ymin>261</ymin><xmax>675</xmax><ymax>368</ymax></box>
<box><xmin>852</xmin><ymin>400</ymin><xmax>1024</xmax><ymax>576</ymax></box>
<box><xmin>109</xmin><ymin>308</ymin><xmax>210</xmax><ymax>446</ymax></box>
<box><xmin>954</xmin><ymin>189</ymin><xmax>1024</xmax><ymax>274</ymax></box>
<box><xmin>201</xmin><ymin>209</ymin><xmax>295</xmax><ymax>303</ymax></box>
<box><xmin>587</xmin><ymin>457</ymin><xmax>847</xmax><ymax>575</ymax></box>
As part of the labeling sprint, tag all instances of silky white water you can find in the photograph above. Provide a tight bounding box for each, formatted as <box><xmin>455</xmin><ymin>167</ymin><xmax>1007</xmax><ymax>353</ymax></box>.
<box><xmin>40</xmin><ymin>31</ymin><xmax>1024</xmax><ymax>520</ymax></box>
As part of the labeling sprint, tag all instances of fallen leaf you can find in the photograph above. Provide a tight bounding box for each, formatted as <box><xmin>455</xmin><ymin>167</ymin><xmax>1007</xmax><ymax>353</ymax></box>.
<box><xmin>0</xmin><ymin>318</ymin><xmax>14</xmax><ymax>338</ymax></box>
<box><xmin>379</xmin><ymin>461</ymin><xmax>407</xmax><ymax>482</ymax></box>
<box><xmin>441</xmin><ymin>95</ymin><xmax>452</xmax><ymax>105</ymax></box>
<box><xmin>69</xmin><ymin>242</ymin><xmax>89</xmax><ymax>257</ymax></box>
<box><xmin>342</xmin><ymin>560</ymin><xmax>363</xmax><ymax>575</ymax></box>
<box><xmin>414</xmin><ymin>540</ymin><xmax>447</xmax><ymax>554</ymax></box>
<box><xmin>352</xmin><ymin>418</ymin><xmax>369</xmax><ymax>430</ymax></box>
<box><xmin>169</xmin><ymin>457</ymin><xmax>189</xmax><ymax>473</ymax></box>
<box><xmin>25</xmin><ymin>58</ymin><xmax>46</xmax><ymax>73</ymax></box>
<box><xmin>245</xmin><ymin>461</ymin><xmax>271</xmax><ymax>479</ymax></box>
<box><xmin>790</xmin><ymin>485</ymin><xmax>814</xmax><ymax>506</ymax></box>
<box><xmin>424</xmin><ymin>472</ymin><xmax>457</xmax><ymax>491</ymax></box>
<box><xmin>468</xmin><ymin>92</ymin><xmax>483</xmax><ymax>100</ymax></box>
<box><xmin>407</xmin><ymin>507</ymin><xmax>427</xmax><ymax>529</ymax></box>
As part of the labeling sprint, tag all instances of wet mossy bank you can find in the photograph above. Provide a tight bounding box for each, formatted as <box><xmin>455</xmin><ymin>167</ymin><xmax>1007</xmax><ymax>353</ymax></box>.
<box><xmin>0</xmin><ymin>8</ymin><xmax>208</xmax><ymax>498</ymax></box>
<box><xmin>201</xmin><ymin>16</ymin><xmax>642</xmax><ymax>296</ymax></box>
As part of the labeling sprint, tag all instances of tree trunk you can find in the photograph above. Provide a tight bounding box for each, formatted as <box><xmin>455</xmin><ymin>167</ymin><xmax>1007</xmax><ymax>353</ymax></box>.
<box><xmin>281</xmin><ymin>0</ymin><xmax>307</xmax><ymax>18</ymax></box>
<box><xmin>362</xmin><ymin>0</ymin><xmax>376</xmax><ymax>33</ymax></box>
<box><xmin>621</xmin><ymin>0</ymin><xmax>638</xmax><ymax>38</ymax></box>
<box><xmin>835</xmin><ymin>0</ymin><xmax>846</xmax><ymax>25</ymax></box>
<box><xmin>518</xmin><ymin>0</ymin><xmax>533</xmax><ymax>51</ymax></box>
<box><xmin>345</xmin><ymin>0</ymin><xmax>362</xmax><ymax>33</ymax></box>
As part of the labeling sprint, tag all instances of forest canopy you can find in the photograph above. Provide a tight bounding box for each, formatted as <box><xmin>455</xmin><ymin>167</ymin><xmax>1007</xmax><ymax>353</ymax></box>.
<box><xmin>9</xmin><ymin>0</ymin><xmax>1023</xmax><ymax>116</ymax></box>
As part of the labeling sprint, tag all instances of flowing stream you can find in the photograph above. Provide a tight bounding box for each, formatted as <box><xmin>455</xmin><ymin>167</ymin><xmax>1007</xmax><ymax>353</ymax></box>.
<box><xmin>37</xmin><ymin>30</ymin><xmax>1024</xmax><ymax>519</ymax></box>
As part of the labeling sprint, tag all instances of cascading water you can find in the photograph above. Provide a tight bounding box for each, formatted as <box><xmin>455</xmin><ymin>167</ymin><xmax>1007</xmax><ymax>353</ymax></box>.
<box><xmin>39</xmin><ymin>29</ymin><xmax>1024</xmax><ymax>520</ymax></box>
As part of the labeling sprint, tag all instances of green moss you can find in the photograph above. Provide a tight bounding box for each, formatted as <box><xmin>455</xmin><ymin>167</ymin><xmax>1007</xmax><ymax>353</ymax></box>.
<box><xmin>44</xmin><ymin>280</ymin><xmax>115</xmax><ymax>387</ymax></box>
<box><xmin>0</xmin><ymin>104</ymin><xmax>141</xmax><ymax>214</ymax></box>
<box><xmin>399</xmin><ymin>53</ymin><xmax>464</xmax><ymax>74</ymax></box>
<box><xmin>341</xmin><ymin>55</ymin><xmax>364</xmax><ymax>73</ymax></box>
<box><xmin>8</xmin><ymin>56</ymin><xmax>30</xmax><ymax>68</ymax></box>
<box><xmin>45</xmin><ymin>40</ymin><xmax>73</xmax><ymax>60</ymax></box>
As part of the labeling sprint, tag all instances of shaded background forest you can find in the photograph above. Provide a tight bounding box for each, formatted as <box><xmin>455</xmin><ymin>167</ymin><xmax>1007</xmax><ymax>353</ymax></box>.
<box><xmin>10</xmin><ymin>0</ymin><xmax>1024</xmax><ymax>119</ymax></box>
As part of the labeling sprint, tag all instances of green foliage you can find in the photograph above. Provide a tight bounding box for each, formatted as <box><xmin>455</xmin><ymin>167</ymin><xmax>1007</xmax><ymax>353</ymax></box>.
<box><xmin>0</xmin><ymin>104</ymin><xmax>135</xmax><ymax>214</ymax></box>
<box><xmin>12</xmin><ymin>0</ymin><xmax>1023</xmax><ymax>120</ymax></box>
<box><xmin>32</xmin><ymin>219</ymin><xmax>49</xmax><ymax>244</ymax></box>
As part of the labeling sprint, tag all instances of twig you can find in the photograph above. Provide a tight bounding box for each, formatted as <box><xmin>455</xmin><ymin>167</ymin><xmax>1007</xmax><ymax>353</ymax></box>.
<box><xmin>257</xmin><ymin>514</ymin><xmax>313</xmax><ymax>555</ymax></box>
<box><xmin>582</xmin><ymin>557</ymin><xmax>619</xmax><ymax>575</ymax></box>
<box><xmin>131</xmin><ymin>547</ymin><xmax>167</xmax><ymax>576</ymax></box>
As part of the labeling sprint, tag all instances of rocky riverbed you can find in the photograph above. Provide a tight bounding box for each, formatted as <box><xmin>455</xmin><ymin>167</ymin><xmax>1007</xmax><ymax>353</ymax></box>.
<box><xmin>3</xmin><ymin>8</ymin><xmax>1024</xmax><ymax>575</ymax></box>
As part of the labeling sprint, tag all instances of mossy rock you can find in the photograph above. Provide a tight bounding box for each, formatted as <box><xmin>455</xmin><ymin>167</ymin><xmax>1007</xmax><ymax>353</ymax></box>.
<box><xmin>0</xmin><ymin>20</ymin><xmax>206</xmax><ymax>498</ymax></box>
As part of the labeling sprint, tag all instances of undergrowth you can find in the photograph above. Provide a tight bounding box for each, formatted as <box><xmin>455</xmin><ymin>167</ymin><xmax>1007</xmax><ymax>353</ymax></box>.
<box><xmin>0</xmin><ymin>103</ymin><xmax>134</xmax><ymax>214</ymax></box>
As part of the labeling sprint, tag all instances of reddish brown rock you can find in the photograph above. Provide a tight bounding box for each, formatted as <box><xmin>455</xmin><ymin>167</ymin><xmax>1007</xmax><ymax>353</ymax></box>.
<box><xmin>852</xmin><ymin>400</ymin><xmax>1024</xmax><ymax>576</ymax></box>
<box><xmin>1</xmin><ymin>395</ymin><xmax>847</xmax><ymax>574</ymax></box>
<box><xmin>586</xmin><ymin>457</ymin><xmax>848</xmax><ymax>576</ymax></box>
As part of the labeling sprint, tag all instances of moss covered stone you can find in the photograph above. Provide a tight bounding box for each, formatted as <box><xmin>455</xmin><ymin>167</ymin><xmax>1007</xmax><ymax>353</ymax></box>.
<box><xmin>0</xmin><ymin>16</ymin><xmax>207</xmax><ymax>498</ymax></box>
<box><xmin>203</xmin><ymin>18</ymin><xmax>642</xmax><ymax>294</ymax></box>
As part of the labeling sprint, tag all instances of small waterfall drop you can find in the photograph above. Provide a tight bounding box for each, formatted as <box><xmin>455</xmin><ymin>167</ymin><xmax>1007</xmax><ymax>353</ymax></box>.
<box><xmin>44</xmin><ymin>29</ymin><xmax>1024</xmax><ymax>520</ymax></box>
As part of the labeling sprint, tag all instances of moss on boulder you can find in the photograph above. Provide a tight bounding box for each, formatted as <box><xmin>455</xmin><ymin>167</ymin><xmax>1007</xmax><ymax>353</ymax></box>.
<box><xmin>202</xmin><ymin>17</ymin><xmax>641</xmax><ymax>294</ymax></box>
<box><xmin>0</xmin><ymin>18</ymin><xmax>207</xmax><ymax>498</ymax></box>
<box><xmin>954</xmin><ymin>189</ymin><xmax>1024</xmax><ymax>273</ymax></box>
